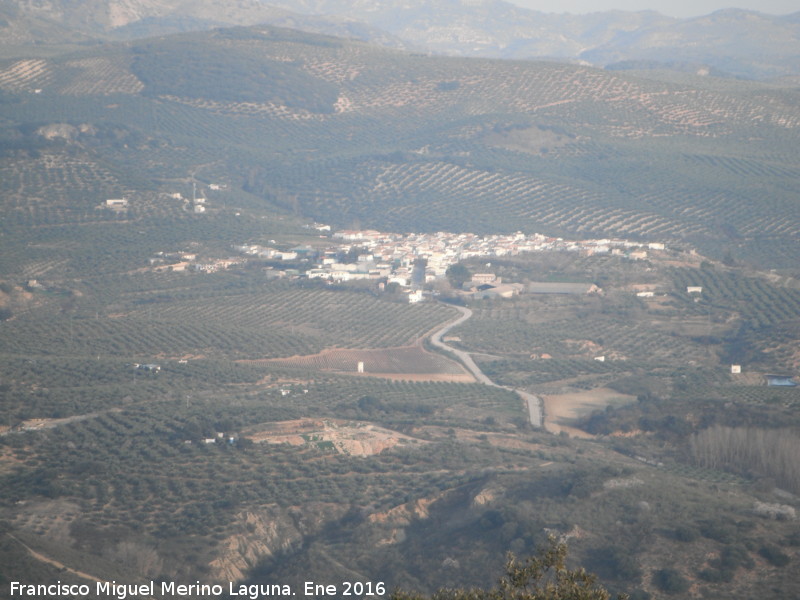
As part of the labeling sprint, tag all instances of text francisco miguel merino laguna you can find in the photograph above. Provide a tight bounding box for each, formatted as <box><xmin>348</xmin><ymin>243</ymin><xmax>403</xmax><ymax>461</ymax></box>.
<box><xmin>10</xmin><ymin>580</ymin><xmax>387</xmax><ymax>599</ymax></box>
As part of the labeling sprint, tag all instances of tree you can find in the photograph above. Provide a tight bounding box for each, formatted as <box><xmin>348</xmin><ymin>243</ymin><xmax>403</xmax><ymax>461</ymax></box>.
<box><xmin>651</xmin><ymin>569</ymin><xmax>688</xmax><ymax>595</ymax></box>
<box><xmin>446</xmin><ymin>264</ymin><xmax>472</xmax><ymax>289</ymax></box>
<box><xmin>721</xmin><ymin>251</ymin><xmax>736</xmax><ymax>267</ymax></box>
<box><xmin>391</xmin><ymin>536</ymin><xmax>627</xmax><ymax>600</ymax></box>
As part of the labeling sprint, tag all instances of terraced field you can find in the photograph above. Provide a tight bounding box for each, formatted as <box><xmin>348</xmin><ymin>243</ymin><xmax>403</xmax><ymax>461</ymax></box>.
<box><xmin>60</xmin><ymin>56</ymin><xmax>143</xmax><ymax>96</ymax></box>
<box><xmin>280</xmin><ymin>158</ymin><xmax>713</xmax><ymax>239</ymax></box>
<box><xmin>0</xmin><ymin>59</ymin><xmax>51</xmax><ymax>91</ymax></box>
<box><xmin>454</xmin><ymin>297</ymin><xmax>710</xmax><ymax>365</ymax></box>
<box><xmin>670</xmin><ymin>267</ymin><xmax>800</xmax><ymax>328</ymax></box>
<box><xmin>0</xmin><ymin>152</ymin><xmax>126</xmax><ymax>206</ymax></box>
<box><xmin>0</xmin><ymin>282</ymin><xmax>455</xmax><ymax>360</ymax></box>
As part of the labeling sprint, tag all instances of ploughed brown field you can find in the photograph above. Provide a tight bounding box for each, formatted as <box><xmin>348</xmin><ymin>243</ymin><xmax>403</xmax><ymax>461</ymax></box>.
<box><xmin>245</xmin><ymin>346</ymin><xmax>475</xmax><ymax>382</ymax></box>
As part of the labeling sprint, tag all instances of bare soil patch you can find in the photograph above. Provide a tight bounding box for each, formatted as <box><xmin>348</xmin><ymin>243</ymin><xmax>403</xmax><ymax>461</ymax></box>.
<box><xmin>543</xmin><ymin>387</ymin><xmax>637</xmax><ymax>438</ymax></box>
<box><xmin>482</xmin><ymin>125</ymin><xmax>572</xmax><ymax>156</ymax></box>
<box><xmin>244</xmin><ymin>418</ymin><xmax>425</xmax><ymax>457</ymax></box>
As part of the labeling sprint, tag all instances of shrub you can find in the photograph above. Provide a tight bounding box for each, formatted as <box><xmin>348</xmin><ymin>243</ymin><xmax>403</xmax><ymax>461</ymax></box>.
<box><xmin>759</xmin><ymin>545</ymin><xmax>791</xmax><ymax>567</ymax></box>
<box><xmin>391</xmin><ymin>536</ymin><xmax>627</xmax><ymax>600</ymax></box>
<box><xmin>652</xmin><ymin>569</ymin><xmax>689</xmax><ymax>595</ymax></box>
<box><xmin>672</xmin><ymin>524</ymin><xmax>699</xmax><ymax>542</ymax></box>
<box><xmin>699</xmin><ymin>519</ymin><xmax>738</xmax><ymax>544</ymax></box>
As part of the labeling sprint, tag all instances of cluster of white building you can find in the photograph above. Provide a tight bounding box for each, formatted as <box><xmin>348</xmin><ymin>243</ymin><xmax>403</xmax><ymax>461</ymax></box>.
<box><xmin>293</xmin><ymin>229</ymin><xmax>666</xmax><ymax>289</ymax></box>
<box><xmin>158</xmin><ymin>227</ymin><xmax>667</xmax><ymax>302</ymax></box>
<box><xmin>148</xmin><ymin>250</ymin><xmax>244</xmax><ymax>273</ymax></box>
<box><xmin>232</xmin><ymin>244</ymin><xmax>300</xmax><ymax>262</ymax></box>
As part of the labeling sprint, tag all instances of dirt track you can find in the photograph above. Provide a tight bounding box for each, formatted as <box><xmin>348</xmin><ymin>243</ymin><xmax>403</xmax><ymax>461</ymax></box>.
<box><xmin>428</xmin><ymin>304</ymin><xmax>543</xmax><ymax>428</ymax></box>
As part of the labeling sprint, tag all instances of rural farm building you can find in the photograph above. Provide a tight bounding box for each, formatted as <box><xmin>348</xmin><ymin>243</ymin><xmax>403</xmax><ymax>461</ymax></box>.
<box><xmin>469</xmin><ymin>283</ymin><xmax>524</xmax><ymax>300</ymax></box>
<box><xmin>471</xmin><ymin>273</ymin><xmax>500</xmax><ymax>286</ymax></box>
<box><xmin>765</xmin><ymin>375</ymin><xmax>797</xmax><ymax>387</ymax></box>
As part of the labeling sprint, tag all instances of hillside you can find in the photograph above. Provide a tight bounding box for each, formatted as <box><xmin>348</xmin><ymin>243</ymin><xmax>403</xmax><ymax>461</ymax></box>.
<box><xmin>268</xmin><ymin>2</ymin><xmax>800</xmax><ymax>79</ymax></box>
<box><xmin>1</xmin><ymin>26</ymin><xmax>798</xmax><ymax>272</ymax></box>
<box><xmin>0</xmin><ymin>0</ymin><xmax>292</xmax><ymax>43</ymax></box>
<box><xmin>2</xmin><ymin>0</ymin><xmax>799</xmax><ymax>81</ymax></box>
<box><xmin>0</xmin><ymin>24</ymin><xmax>799</xmax><ymax>600</ymax></box>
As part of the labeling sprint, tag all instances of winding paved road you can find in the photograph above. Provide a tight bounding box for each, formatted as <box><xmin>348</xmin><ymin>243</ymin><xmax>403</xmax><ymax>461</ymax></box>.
<box><xmin>429</xmin><ymin>304</ymin><xmax>543</xmax><ymax>428</ymax></box>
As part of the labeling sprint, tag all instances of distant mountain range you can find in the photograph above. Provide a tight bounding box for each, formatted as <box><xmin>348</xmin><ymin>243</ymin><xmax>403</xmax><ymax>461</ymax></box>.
<box><xmin>1</xmin><ymin>0</ymin><xmax>798</xmax><ymax>80</ymax></box>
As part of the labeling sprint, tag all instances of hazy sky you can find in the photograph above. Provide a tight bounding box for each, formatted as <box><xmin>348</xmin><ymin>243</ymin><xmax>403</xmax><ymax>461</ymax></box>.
<box><xmin>506</xmin><ymin>0</ymin><xmax>798</xmax><ymax>18</ymax></box>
